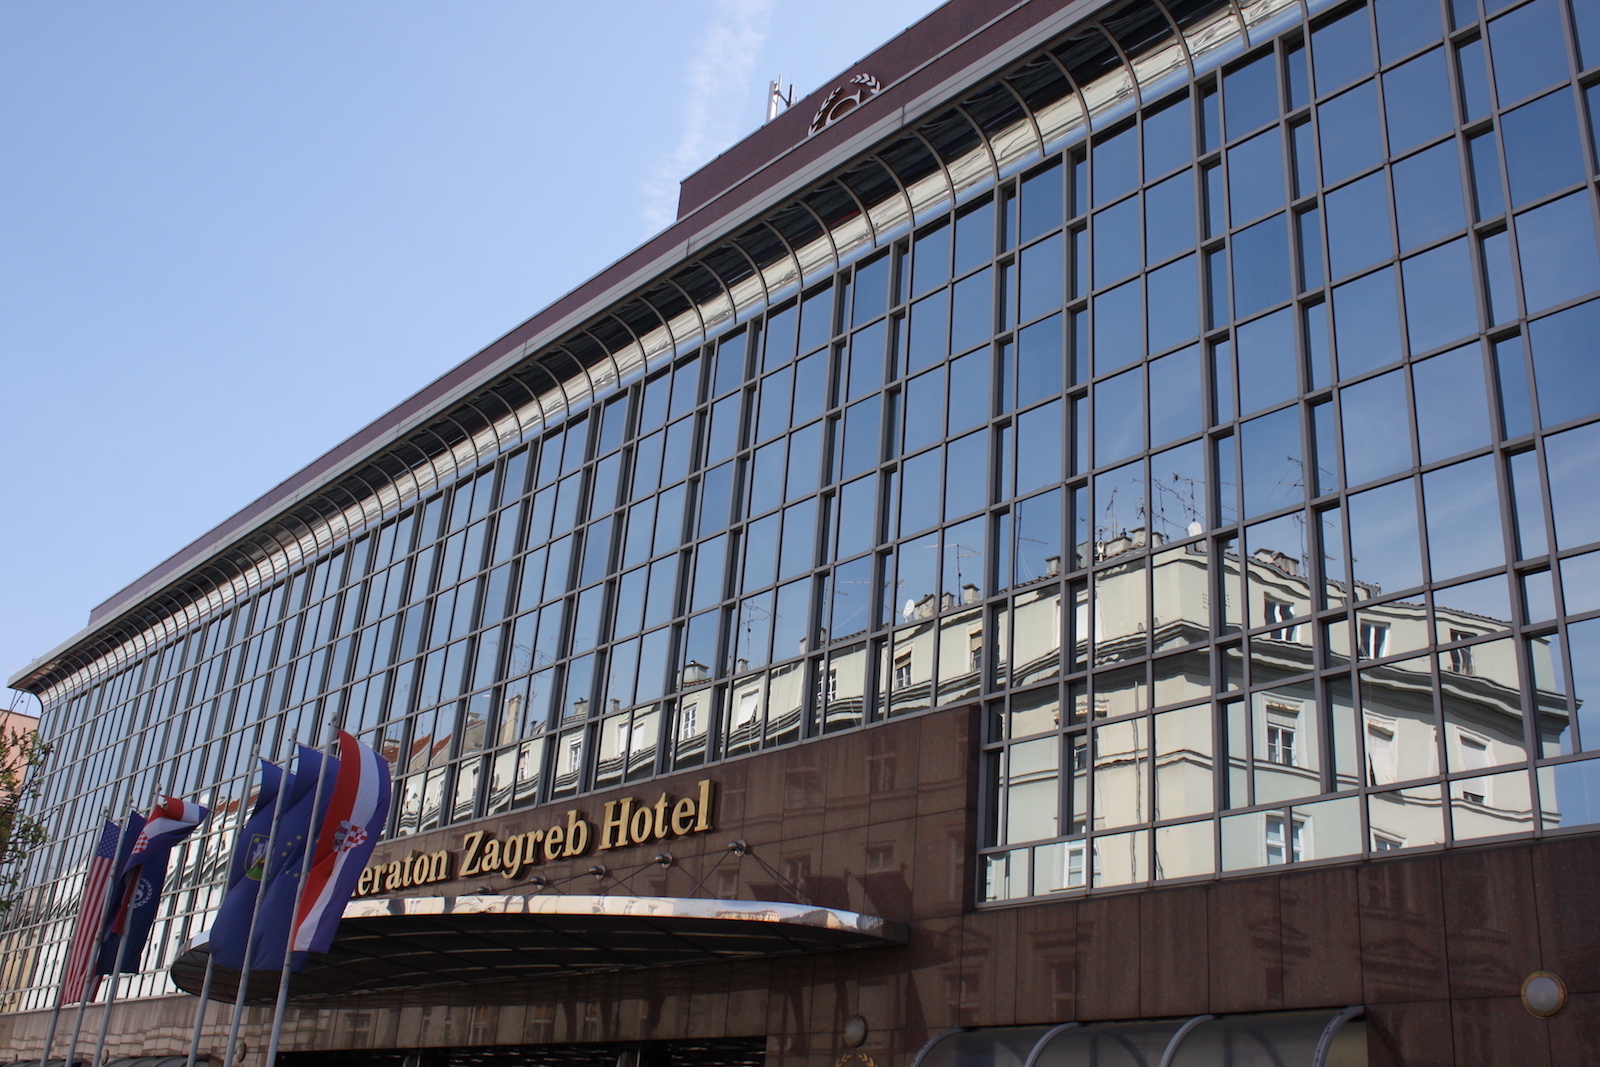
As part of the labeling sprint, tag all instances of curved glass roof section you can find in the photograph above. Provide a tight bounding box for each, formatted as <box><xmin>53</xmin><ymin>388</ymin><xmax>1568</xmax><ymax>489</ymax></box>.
<box><xmin>23</xmin><ymin>0</ymin><xmax>1321</xmax><ymax>704</ymax></box>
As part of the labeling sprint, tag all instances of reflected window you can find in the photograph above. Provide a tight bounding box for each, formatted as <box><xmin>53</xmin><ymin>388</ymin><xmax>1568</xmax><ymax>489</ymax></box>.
<box><xmin>1459</xmin><ymin>733</ymin><xmax>1491</xmax><ymax>776</ymax></box>
<box><xmin>1367</xmin><ymin>718</ymin><xmax>1398</xmax><ymax>783</ymax></box>
<box><xmin>735</xmin><ymin>687</ymin><xmax>760</xmax><ymax>725</ymax></box>
<box><xmin>1359</xmin><ymin>620</ymin><xmax>1390</xmax><ymax>658</ymax></box>
<box><xmin>894</xmin><ymin>652</ymin><xmax>914</xmax><ymax>690</ymax></box>
<box><xmin>1265</xmin><ymin>598</ymin><xmax>1296</xmax><ymax>641</ymax></box>
<box><xmin>1264</xmin><ymin>813</ymin><xmax>1304</xmax><ymax>864</ymax></box>
<box><xmin>1266</xmin><ymin>720</ymin><xmax>1297</xmax><ymax>766</ymax></box>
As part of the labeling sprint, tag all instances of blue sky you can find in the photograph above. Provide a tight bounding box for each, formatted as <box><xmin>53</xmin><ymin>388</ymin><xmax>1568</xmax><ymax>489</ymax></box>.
<box><xmin>0</xmin><ymin>0</ymin><xmax>945</xmax><ymax>708</ymax></box>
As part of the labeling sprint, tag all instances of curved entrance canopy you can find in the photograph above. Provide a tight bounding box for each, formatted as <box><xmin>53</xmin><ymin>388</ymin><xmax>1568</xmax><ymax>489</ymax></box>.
<box><xmin>908</xmin><ymin>1008</ymin><xmax>1366</xmax><ymax>1067</ymax></box>
<box><xmin>171</xmin><ymin>894</ymin><xmax>905</xmax><ymax>1004</ymax></box>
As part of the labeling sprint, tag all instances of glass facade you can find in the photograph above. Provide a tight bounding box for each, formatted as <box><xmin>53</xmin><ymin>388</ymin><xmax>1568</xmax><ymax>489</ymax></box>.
<box><xmin>8</xmin><ymin>0</ymin><xmax>1600</xmax><ymax>1012</ymax></box>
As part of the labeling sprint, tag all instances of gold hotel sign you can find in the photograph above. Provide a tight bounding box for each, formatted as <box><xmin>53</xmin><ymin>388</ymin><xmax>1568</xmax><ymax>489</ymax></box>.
<box><xmin>355</xmin><ymin>779</ymin><xmax>716</xmax><ymax>896</ymax></box>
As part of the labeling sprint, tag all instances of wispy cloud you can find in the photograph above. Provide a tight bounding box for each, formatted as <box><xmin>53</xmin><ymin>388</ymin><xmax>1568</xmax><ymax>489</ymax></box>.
<box><xmin>641</xmin><ymin>0</ymin><xmax>773</xmax><ymax>233</ymax></box>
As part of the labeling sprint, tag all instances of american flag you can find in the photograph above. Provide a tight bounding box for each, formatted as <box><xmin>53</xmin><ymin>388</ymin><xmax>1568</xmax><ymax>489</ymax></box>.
<box><xmin>59</xmin><ymin>820</ymin><xmax>119</xmax><ymax>1004</ymax></box>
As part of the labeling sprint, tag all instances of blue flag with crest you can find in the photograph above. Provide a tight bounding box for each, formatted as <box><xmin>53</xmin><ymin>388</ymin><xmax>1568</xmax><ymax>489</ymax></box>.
<box><xmin>209</xmin><ymin>746</ymin><xmax>335</xmax><ymax>971</ymax></box>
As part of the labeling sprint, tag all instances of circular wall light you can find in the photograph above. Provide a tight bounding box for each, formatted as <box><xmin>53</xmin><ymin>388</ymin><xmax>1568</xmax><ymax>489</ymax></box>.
<box><xmin>1522</xmin><ymin>971</ymin><xmax>1568</xmax><ymax>1018</ymax></box>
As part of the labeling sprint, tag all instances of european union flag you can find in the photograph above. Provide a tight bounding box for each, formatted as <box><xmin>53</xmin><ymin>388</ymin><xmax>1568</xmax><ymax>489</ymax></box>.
<box><xmin>210</xmin><ymin>745</ymin><xmax>337</xmax><ymax>972</ymax></box>
<box><xmin>208</xmin><ymin>758</ymin><xmax>294</xmax><ymax>970</ymax></box>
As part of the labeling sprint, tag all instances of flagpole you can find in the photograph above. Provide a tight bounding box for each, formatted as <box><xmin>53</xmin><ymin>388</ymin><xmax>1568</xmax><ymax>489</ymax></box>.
<box><xmin>264</xmin><ymin>726</ymin><xmax>337</xmax><ymax>1067</ymax></box>
<box><xmin>220</xmin><ymin>733</ymin><xmax>299</xmax><ymax>1067</ymax></box>
<box><xmin>34</xmin><ymin>851</ymin><xmax>69</xmax><ymax>1067</ymax></box>
<box><xmin>182</xmin><ymin>923</ymin><xmax>220</xmax><ymax>1067</ymax></box>
<box><xmin>186</xmin><ymin>751</ymin><xmax>264</xmax><ymax>1067</ymax></box>
<box><xmin>36</xmin><ymin>809</ymin><xmax>109</xmax><ymax>1067</ymax></box>
<box><xmin>61</xmin><ymin>777</ymin><xmax>134</xmax><ymax>1067</ymax></box>
<box><xmin>88</xmin><ymin>788</ymin><xmax>162</xmax><ymax>1067</ymax></box>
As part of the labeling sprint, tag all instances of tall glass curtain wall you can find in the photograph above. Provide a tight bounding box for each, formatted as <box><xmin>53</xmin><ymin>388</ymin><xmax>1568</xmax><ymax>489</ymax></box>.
<box><xmin>983</xmin><ymin>0</ymin><xmax>1600</xmax><ymax>898</ymax></box>
<box><xmin>10</xmin><ymin>0</ymin><xmax>1600</xmax><ymax>1008</ymax></box>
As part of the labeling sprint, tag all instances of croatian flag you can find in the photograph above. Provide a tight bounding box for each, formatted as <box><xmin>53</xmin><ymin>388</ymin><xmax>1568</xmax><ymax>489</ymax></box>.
<box><xmin>58</xmin><ymin>816</ymin><xmax>134</xmax><ymax>1003</ymax></box>
<box><xmin>98</xmin><ymin>796</ymin><xmax>208</xmax><ymax>975</ymax></box>
<box><xmin>291</xmin><ymin>731</ymin><xmax>391</xmax><ymax>960</ymax></box>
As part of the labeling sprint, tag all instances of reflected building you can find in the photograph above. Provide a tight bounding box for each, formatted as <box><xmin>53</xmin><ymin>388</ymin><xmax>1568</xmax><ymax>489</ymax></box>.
<box><xmin>8</xmin><ymin>0</ymin><xmax>1600</xmax><ymax>1062</ymax></box>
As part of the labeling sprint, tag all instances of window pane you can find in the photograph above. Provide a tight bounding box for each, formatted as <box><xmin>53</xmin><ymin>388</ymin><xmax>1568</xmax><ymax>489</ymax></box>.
<box><xmin>948</xmin><ymin>348</ymin><xmax>991</xmax><ymax>433</ymax></box>
<box><xmin>1467</xmin><ymin>131</ymin><xmax>1506</xmax><ymax>220</ymax></box>
<box><xmin>1094</xmin><ymin>125</ymin><xmax>1139</xmax><ymax>206</ymax></box>
<box><xmin>912</xmin><ymin>221</ymin><xmax>952</xmax><ymax>296</ymax></box>
<box><xmin>1412</xmin><ymin>343</ymin><xmax>1490</xmax><ymax>463</ymax></box>
<box><xmin>1482</xmin><ymin>230</ymin><xmax>1518</xmax><ymax>326</ymax></box>
<box><xmin>853</xmin><ymin>253</ymin><xmax>892</xmax><ymax>326</ymax></box>
<box><xmin>1149</xmin><ymin>344</ymin><xmax>1203</xmax><ymax>447</ymax></box>
<box><xmin>1384</xmin><ymin>48</ymin><xmax>1455</xmax><ymax>154</ymax></box>
<box><xmin>1228</xmin><ymin>128</ymin><xmax>1286</xmax><ymax>225</ymax></box>
<box><xmin>1143</xmin><ymin>95</ymin><xmax>1194</xmax><ymax>179</ymax></box>
<box><xmin>899</xmin><ymin>449</ymin><xmax>941</xmax><ymax>537</ymax></box>
<box><xmin>1016</xmin><ymin>314</ymin><xmax>1064</xmax><ymax>408</ymax></box>
<box><xmin>1094</xmin><ymin>198</ymin><xmax>1142</xmax><ymax>285</ymax></box>
<box><xmin>1292</xmin><ymin>120</ymin><xmax>1319</xmax><ymax>197</ymax></box>
<box><xmin>1313</xmin><ymin>7</ymin><xmax>1376</xmax><ymax>96</ymax></box>
<box><xmin>1546</xmin><ymin>421</ymin><xmax>1600</xmax><ymax>548</ymax></box>
<box><xmin>848</xmin><ymin>321</ymin><xmax>887</xmax><ymax>400</ymax></box>
<box><xmin>1376</xmin><ymin>0</ymin><xmax>1446</xmax><ymax>62</ymax></box>
<box><xmin>1530</xmin><ymin>298</ymin><xmax>1600</xmax><ymax>427</ymax></box>
<box><xmin>1232</xmin><ymin>214</ymin><xmax>1291</xmax><ymax>317</ymax></box>
<box><xmin>1326</xmin><ymin>172</ymin><xmax>1394</xmax><ymax>279</ymax></box>
<box><xmin>907</xmin><ymin>290</ymin><xmax>951</xmax><ymax>372</ymax></box>
<box><xmin>787</xmin><ymin>422</ymin><xmax>823</xmax><ymax>501</ymax></box>
<box><xmin>945</xmin><ymin>431</ymin><xmax>989</xmax><ymax>519</ymax></box>
<box><xmin>1147</xmin><ymin>254</ymin><xmax>1200</xmax><ymax>354</ymax></box>
<box><xmin>1151</xmin><ymin>440</ymin><xmax>1206</xmax><ymax>541</ymax></box>
<box><xmin>951</xmin><ymin>267</ymin><xmax>995</xmax><ymax>354</ymax></box>
<box><xmin>1508</xmin><ymin>448</ymin><xmax>1547</xmax><ymax>558</ymax></box>
<box><xmin>1224</xmin><ymin>52</ymin><xmax>1280</xmax><ymax>140</ymax></box>
<box><xmin>1240</xmin><ymin>406</ymin><xmax>1303</xmax><ymax>518</ymax></box>
<box><xmin>757</xmin><ymin>367</ymin><xmax>793</xmax><ymax>443</ymax></box>
<box><xmin>840</xmin><ymin>396</ymin><xmax>883</xmax><ymax>480</ymax></box>
<box><xmin>954</xmin><ymin>200</ymin><xmax>995</xmax><ymax>277</ymax></box>
<box><xmin>1236</xmin><ymin>308</ymin><xmax>1298</xmax><ymax>416</ymax></box>
<box><xmin>1297</xmin><ymin>208</ymin><xmax>1325</xmax><ymax>291</ymax></box>
<box><xmin>1095</xmin><ymin>366</ymin><xmax>1146</xmax><ymax>466</ymax></box>
<box><xmin>1333</xmin><ymin>267</ymin><xmax>1403</xmax><ymax>378</ymax></box>
<box><xmin>1020</xmin><ymin>159</ymin><xmax>1065</xmax><ymax>242</ymax></box>
<box><xmin>1500</xmin><ymin>90</ymin><xmax>1585</xmax><ymax>207</ymax></box>
<box><xmin>1341</xmin><ymin>369</ymin><xmax>1413</xmax><ymax>486</ymax></box>
<box><xmin>1318</xmin><ymin>82</ymin><xmax>1384</xmax><ymax>185</ymax></box>
<box><xmin>1424</xmin><ymin>456</ymin><xmax>1504</xmax><ymax>580</ymax></box>
<box><xmin>1403</xmin><ymin>238</ymin><xmax>1479</xmax><ymax>353</ymax></box>
<box><xmin>1094</xmin><ymin>278</ymin><xmax>1144</xmax><ymax>373</ymax></box>
<box><xmin>1488</xmin><ymin>0</ymin><xmax>1567</xmax><ymax>107</ymax></box>
<box><xmin>1019</xmin><ymin>233</ymin><xmax>1065</xmax><ymax>323</ymax></box>
<box><xmin>1349</xmin><ymin>479</ymin><xmax>1423</xmax><ymax>593</ymax></box>
<box><xmin>1145</xmin><ymin>170</ymin><xmax>1196</xmax><ymax>264</ymax></box>
<box><xmin>1388</xmin><ymin>141</ymin><xmax>1465</xmax><ymax>251</ymax></box>
<box><xmin>1017</xmin><ymin>401</ymin><xmax>1064</xmax><ymax>496</ymax></box>
<box><xmin>1516</xmin><ymin>192</ymin><xmax>1600</xmax><ymax>313</ymax></box>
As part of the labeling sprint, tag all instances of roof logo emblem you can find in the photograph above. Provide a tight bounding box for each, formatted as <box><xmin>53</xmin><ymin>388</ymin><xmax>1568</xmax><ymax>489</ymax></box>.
<box><xmin>809</xmin><ymin>73</ymin><xmax>882</xmax><ymax>136</ymax></box>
